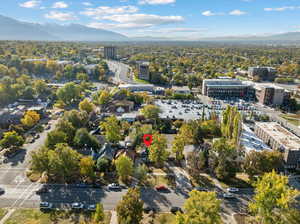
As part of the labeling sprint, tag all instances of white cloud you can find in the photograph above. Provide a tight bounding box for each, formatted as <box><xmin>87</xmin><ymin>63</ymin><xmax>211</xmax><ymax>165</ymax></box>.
<box><xmin>19</xmin><ymin>0</ymin><xmax>41</xmax><ymax>8</ymax></box>
<box><xmin>52</xmin><ymin>1</ymin><xmax>68</xmax><ymax>9</ymax></box>
<box><xmin>102</xmin><ymin>14</ymin><xmax>184</xmax><ymax>25</ymax></box>
<box><xmin>202</xmin><ymin>10</ymin><xmax>216</xmax><ymax>16</ymax></box>
<box><xmin>229</xmin><ymin>9</ymin><xmax>246</xmax><ymax>16</ymax></box>
<box><xmin>264</xmin><ymin>6</ymin><xmax>300</xmax><ymax>12</ymax></box>
<box><xmin>45</xmin><ymin>11</ymin><xmax>77</xmax><ymax>21</ymax></box>
<box><xmin>139</xmin><ymin>0</ymin><xmax>175</xmax><ymax>5</ymax></box>
<box><xmin>202</xmin><ymin>9</ymin><xmax>246</xmax><ymax>16</ymax></box>
<box><xmin>80</xmin><ymin>6</ymin><xmax>139</xmax><ymax>19</ymax></box>
<box><xmin>82</xmin><ymin>2</ymin><xmax>92</xmax><ymax>6</ymax></box>
<box><xmin>88</xmin><ymin>14</ymin><xmax>184</xmax><ymax>30</ymax></box>
<box><xmin>88</xmin><ymin>22</ymin><xmax>152</xmax><ymax>29</ymax></box>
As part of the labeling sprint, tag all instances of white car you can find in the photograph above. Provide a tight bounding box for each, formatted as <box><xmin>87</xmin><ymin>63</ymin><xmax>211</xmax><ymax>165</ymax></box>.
<box><xmin>223</xmin><ymin>193</ymin><xmax>235</xmax><ymax>199</ymax></box>
<box><xmin>227</xmin><ymin>187</ymin><xmax>239</xmax><ymax>193</ymax></box>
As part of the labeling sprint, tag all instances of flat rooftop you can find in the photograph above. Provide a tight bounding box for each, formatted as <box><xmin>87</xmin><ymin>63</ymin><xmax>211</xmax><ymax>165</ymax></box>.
<box><xmin>240</xmin><ymin>124</ymin><xmax>271</xmax><ymax>154</ymax></box>
<box><xmin>256</xmin><ymin>122</ymin><xmax>300</xmax><ymax>151</ymax></box>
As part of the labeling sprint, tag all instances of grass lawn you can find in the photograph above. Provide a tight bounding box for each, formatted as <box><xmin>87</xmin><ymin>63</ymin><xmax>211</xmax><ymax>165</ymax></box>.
<box><xmin>280</xmin><ymin>115</ymin><xmax>300</xmax><ymax>126</ymax></box>
<box><xmin>133</xmin><ymin>76</ymin><xmax>150</xmax><ymax>84</ymax></box>
<box><xmin>0</xmin><ymin>208</ymin><xmax>7</xmax><ymax>220</ymax></box>
<box><xmin>142</xmin><ymin>213</ymin><xmax>176</xmax><ymax>224</ymax></box>
<box><xmin>219</xmin><ymin>174</ymin><xmax>252</xmax><ymax>189</ymax></box>
<box><xmin>147</xmin><ymin>174</ymin><xmax>176</xmax><ymax>188</ymax></box>
<box><xmin>5</xmin><ymin>209</ymin><xmax>111</xmax><ymax>224</ymax></box>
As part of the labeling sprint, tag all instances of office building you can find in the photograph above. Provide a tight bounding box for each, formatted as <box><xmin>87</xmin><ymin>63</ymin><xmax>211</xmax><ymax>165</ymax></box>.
<box><xmin>255</xmin><ymin>84</ymin><xmax>290</xmax><ymax>106</ymax></box>
<box><xmin>104</xmin><ymin>46</ymin><xmax>116</xmax><ymax>60</ymax></box>
<box><xmin>248</xmin><ymin>67</ymin><xmax>276</xmax><ymax>81</ymax></box>
<box><xmin>138</xmin><ymin>62</ymin><xmax>150</xmax><ymax>81</ymax></box>
<box><xmin>172</xmin><ymin>86</ymin><xmax>191</xmax><ymax>95</ymax></box>
<box><xmin>119</xmin><ymin>84</ymin><xmax>154</xmax><ymax>92</ymax></box>
<box><xmin>202</xmin><ymin>78</ymin><xmax>252</xmax><ymax>99</ymax></box>
<box><xmin>255</xmin><ymin>122</ymin><xmax>300</xmax><ymax>169</ymax></box>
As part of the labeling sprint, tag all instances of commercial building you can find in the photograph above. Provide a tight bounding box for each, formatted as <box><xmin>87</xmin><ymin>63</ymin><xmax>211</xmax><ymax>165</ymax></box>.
<box><xmin>172</xmin><ymin>86</ymin><xmax>191</xmax><ymax>95</ymax></box>
<box><xmin>255</xmin><ymin>84</ymin><xmax>290</xmax><ymax>107</ymax></box>
<box><xmin>138</xmin><ymin>62</ymin><xmax>150</xmax><ymax>81</ymax></box>
<box><xmin>248</xmin><ymin>67</ymin><xmax>276</xmax><ymax>81</ymax></box>
<box><xmin>202</xmin><ymin>78</ymin><xmax>253</xmax><ymax>99</ymax></box>
<box><xmin>104</xmin><ymin>46</ymin><xmax>116</xmax><ymax>60</ymax></box>
<box><xmin>255</xmin><ymin>122</ymin><xmax>300</xmax><ymax>170</ymax></box>
<box><xmin>240</xmin><ymin>124</ymin><xmax>271</xmax><ymax>154</ymax></box>
<box><xmin>119</xmin><ymin>84</ymin><xmax>154</xmax><ymax>93</ymax></box>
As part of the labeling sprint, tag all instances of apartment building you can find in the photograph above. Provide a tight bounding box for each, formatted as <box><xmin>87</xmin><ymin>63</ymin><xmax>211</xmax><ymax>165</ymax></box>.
<box><xmin>138</xmin><ymin>62</ymin><xmax>150</xmax><ymax>81</ymax></box>
<box><xmin>248</xmin><ymin>66</ymin><xmax>276</xmax><ymax>81</ymax></box>
<box><xmin>255</xmin><ymin>84</ymin><xmax>290</xmax><ymax>106</ymax></box>
<box><xmin>104</xmin><ymin>46</ymin><xmax>116</xmax><ymax>60</ymax></box>
<box><xmin>255</xmin><ymin>122</ymin><xmax>300</xmax><ymax>169</ymax></box>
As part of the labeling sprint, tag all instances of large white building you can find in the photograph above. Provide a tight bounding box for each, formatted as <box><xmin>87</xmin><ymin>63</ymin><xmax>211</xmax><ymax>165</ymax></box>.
<box><xmin>255</xmin><ymin>122</ymin><xmax>300</xmax><ymax>170</ymax></box>
<box><xmin>118</xmin><ymin>84</ymin><xmax>154</xmax><ymax>92</ymax></box>
<box><xmin>202</xmin><ymin>78</ymin><xmax>252</xmax><ymax>98</ymax></box>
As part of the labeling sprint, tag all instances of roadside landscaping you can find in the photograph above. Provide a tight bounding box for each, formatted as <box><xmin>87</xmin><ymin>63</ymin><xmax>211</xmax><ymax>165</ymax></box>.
<box><xmin>142</xmin><ymin>213</ymin><xmax>176</xmax><ymax>224</ymax></box>
<box><xmin>4</xmin><ymin>209</ymin><xmax>111</xmax><ymax>224</ymax></box>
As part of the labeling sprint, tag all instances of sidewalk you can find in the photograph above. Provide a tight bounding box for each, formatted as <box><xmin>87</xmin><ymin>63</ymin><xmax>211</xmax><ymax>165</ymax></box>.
<box><xmin>0</xmin><ymin>208</ymin><xmax>15</xmax><ymax>224</ymax></box>
<box><xmin>110</xmin><ymin>210</ymin><xmax>118</xmax><ymax>224</ymax></box>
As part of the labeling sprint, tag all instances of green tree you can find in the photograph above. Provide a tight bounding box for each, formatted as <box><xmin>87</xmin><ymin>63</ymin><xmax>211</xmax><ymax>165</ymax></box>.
<box><xmin>210</xmin><ymin>138</ymin><xmax>238</xmax><ymax>180</ymax></box>
<box><xmin>30</xmin><ymin>147</ymin><xmax>50</xmax><ymax>174</ymax></box>
<box><xmin>56</xmin><ymin>119</ymin><xmax>76</xmax><ymax>144</ymax></box>
<box><xmin>100</xmin><ymin>116</ymin><xmax>122</xmax><ymax>143</ymax></box>
<box><xmin>93</xmin><ymin>203</ymin><xmax>105</xmax><ymax>223</ymax></box>
<box><xmin>79</xmin><ymin>156</ymin><xmax>95</xmax><ymax>181</ymax></box>
<box><xmin>116</xmin><ymin>188</ymin><xmax>144</xmax><ymax>224</ymax></box>
<box><xmin>141</xmin><ymin>105</ymin><xmax>161</xmax><ymax>120</ymax></box>
<box><xmin>115</xmin><ymin>155</ymin><xmax>133</xmax><ymax>183</ymax></box>
<box><xmin>0</xmin><ymin>131</ymin><xmax>25</xmax><ymax>149</ymax></box>
<box><xmin>48</xmin><ymin>143</ymin><xmax>81</xmax><ymax>182</ymax></box>
<box><xmin>243</xmin><ymin>151</ymin><xmax>283</xmax><ymax>179</ymax></box>
<box><xmin>148</xmin><ymin>133</ymin><xmax>169</xmax><ymax>167</ymax></box>
<box><xmin>45</xmin><ymin>130</ymin><xmax>68</xmax><ymax>150</ymax></box>
<box><xmin>172</xmin><ymin>135</ymin><xmax>185</xmax><ymax>161</ymax></box>
<box><xmin>63</xmin><ymin>110</ymin><xmax>88</xmax><ymax>129</ymax></box>
<box><xmin>73</xmin><ymin>128</ymin><xmax>100</xmax><ymax>149</ymax></box>
<box><xmin>96</xmin><ymin>157</ymin><xmax>110</xmax><ymax>173</ymax></box>
<box><xmin>176</xmin><ymin>190</ymin><xmax>222</xmax><ymax>224</ymax></box>
<box><xmin>134</xmin><ymin>164</ymin><xmax>148</xmax><ymax>185</ymax></box>
<box><xmin>56</xmin><ymin>82</ymin><xmax>82</xmax><ymax>105</ymax></box>
<box><xmin>79</xmin><ymin>98</ymin><xmax>95</xmax><ymax>114</ymax></box>
<box><xmin>249</xmin><ymin>171</ymin><xmax>300</xmax><ymax>224</ymax></box>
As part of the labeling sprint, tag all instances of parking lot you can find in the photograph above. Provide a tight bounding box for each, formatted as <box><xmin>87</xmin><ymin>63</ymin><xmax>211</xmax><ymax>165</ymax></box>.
<box><xmin>155</xmin><ymin>98</ymin><xmax>258</xmax><ymax>121</ymax></box>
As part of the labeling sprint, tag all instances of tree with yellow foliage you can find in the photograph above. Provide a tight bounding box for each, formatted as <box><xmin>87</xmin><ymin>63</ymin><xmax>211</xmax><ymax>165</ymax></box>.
<box><xmin>21</xmin><ymin>110</ymin><xmax>40</xmax><ymax>128</ymax></box>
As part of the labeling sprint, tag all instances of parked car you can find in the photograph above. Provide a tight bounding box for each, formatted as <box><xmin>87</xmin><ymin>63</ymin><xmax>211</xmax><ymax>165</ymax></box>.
<box><xmin>143</xmin><ymin>205</ymin><xmax>156</xmax><ymax>214</ymax></box>
<box><xmin>108</xmin><ymin>183</ymin><xmax>121</xmax><ymax>191</ymax></box>
<box><xmin>223</xmin><ymin>193</ymin><xmax>235</xmax><ymax>199</ymax></box>
<box><xmin>34</xmin><ymin>134</ymin><xmax>40</xmax><ymax>140</ymax></box>
<box><xmin>155</xmin><ymin>185</ymin><xmax>169</xmax><ymax>192</ymax></box>
<box><xmin>45</xmin><ymin>125</ymin><xmax>51</xmax><ymax>130</ymax></box>
<box><xmin>0</xmin><ymin>187</ymin><xmax>5</xmax><ymax>195</ymax></box>
<box><xmin>75</xmin><ymin>183</ymin><xmax>90</xmax><ymax>188</ymax></box>
<box><xmin>40</xmin><ymin>202</ymin><xmax>53</xmax><ymax>210</ymax></box>
<box><xmin>194</xmin><ymin>187</ymin><xmax>207</xmax><ymax>192</ymax></box>
<box><xmin>170</xmin><ymin>207</ymin><xmax>182</xmax><ymax>214</ymax></box>
<box><xmin>227</xmin><ymin>187</ymin><xmax>239</xmax><ymax>193</ymax></box>
<box><xmin>86</xmin><ymin>204</ymin><xmax>96</xmax><ymax>212</ymax></box>
<box><xmin>36</xmin><ymin>185</ymin><xmax>49</xmax><ymax>194</ymax></box>
<box><xmin>71</xmin><ymin>202</ymin><xmax>84</xmax><ymax>210</ymax></box>
<box><xmin>30</xmin><ymin>138</ymin><xmax>35</xmax><ymax>144</ymax></box>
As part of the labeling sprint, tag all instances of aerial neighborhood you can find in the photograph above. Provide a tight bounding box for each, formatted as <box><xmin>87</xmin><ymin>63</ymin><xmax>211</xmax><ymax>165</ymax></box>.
<box><xmin>0</xmin><ymin>41</ymin><xmax>299</xmax><ymax>224</ymax></box>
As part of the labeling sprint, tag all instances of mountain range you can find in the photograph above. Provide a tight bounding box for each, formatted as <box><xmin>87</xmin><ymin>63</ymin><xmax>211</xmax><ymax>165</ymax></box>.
<box><xmin>0</xmin><ymin>14</ymin><xmax>128</xmax><ymax>41</ymax></box>
<box><xmin>2</xmin><ymin>14</ymin><xmax>300</xmax><ymax>43</ymax></box>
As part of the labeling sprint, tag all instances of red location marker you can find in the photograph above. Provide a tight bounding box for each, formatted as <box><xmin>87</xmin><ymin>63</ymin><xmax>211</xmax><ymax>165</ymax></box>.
<box><xmin>143</xmin><ymin>134</ymin><xmax>153</xmax><ymax>147</ymax></box>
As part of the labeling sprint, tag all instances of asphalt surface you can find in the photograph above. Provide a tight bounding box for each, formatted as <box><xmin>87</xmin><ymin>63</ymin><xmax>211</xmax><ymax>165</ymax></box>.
<box><xmin>106</xmin><ymin>60</ymin><xmax>137</xmax><ymax>84</ymax></box>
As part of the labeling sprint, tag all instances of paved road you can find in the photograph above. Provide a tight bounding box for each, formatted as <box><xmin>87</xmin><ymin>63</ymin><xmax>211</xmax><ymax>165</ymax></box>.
<box><xmin>106</xmin><ymin>60</ymin><xmax>136</xmax><ymax>84</ymax></box>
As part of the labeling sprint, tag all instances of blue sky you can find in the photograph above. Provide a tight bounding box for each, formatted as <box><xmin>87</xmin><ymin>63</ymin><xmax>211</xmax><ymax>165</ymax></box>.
<box><xmin>2</xmin><ymin>0</ymin><xmax>300</xmax><ymax>39</ymax></box>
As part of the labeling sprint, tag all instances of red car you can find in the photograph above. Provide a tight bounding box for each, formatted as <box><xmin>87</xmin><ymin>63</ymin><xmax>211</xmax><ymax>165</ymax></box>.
<box><xmin>155</xmin><ymin>185</ymin><xmax>168</xmax><ymax>192</ymax></box>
